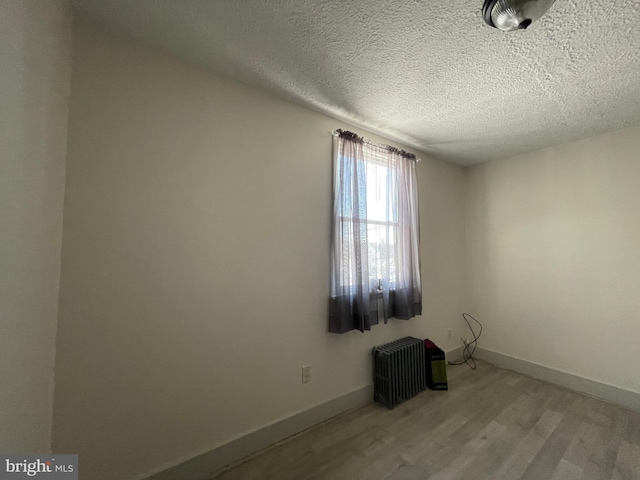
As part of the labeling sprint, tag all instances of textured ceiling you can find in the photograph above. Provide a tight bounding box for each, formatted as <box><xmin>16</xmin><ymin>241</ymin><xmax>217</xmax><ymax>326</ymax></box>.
<box><xmin>72</xmin><ymin>0</ymin><xmax>640</xmax><ymax>165</ymax></box>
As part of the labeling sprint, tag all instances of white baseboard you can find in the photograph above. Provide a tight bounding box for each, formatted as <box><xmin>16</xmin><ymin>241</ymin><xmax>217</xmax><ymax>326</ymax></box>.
<box><xmin>144</xmin><ymin>385</ymin><xmax>373</xmax><ymax>480</ymax></box>
<box><xmin>144</xmin><ymin>345</ymin><xmax>464</xmax><ymax>480</ymax></box>
<box><xmin>474</xmin><ymin>347</ymin><xmax>640</xmax><ymax>413</ymax></box>
<box><xmin>446</xmin><ymin>345</ymin><xmax>465</xmax><ymax>364</ymax></box>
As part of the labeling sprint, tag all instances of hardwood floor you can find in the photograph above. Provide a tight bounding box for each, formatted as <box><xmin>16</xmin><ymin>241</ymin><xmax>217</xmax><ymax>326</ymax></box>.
<box><xmin>215</xmin><ymin>361</ymin><xmax>640</xmax><ymax>479</ymax></box>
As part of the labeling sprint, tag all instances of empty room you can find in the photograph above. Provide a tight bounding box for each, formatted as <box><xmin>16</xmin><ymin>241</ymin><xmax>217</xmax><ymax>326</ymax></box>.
<box><xmin>2</xmin><ymin>0</ymin><xmax>640</xmax><ymax>479</ymax></box>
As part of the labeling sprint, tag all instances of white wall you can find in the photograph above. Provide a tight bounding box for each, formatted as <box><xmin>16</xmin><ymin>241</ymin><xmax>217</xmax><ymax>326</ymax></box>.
<box><xmin>52</xmin><ymin>23</ymin><xmax>466</xmax><ymax>479</ymax></box>
<box><xmin>0</xmin><ymin>0</ymin><xmax>71</xmax><ymax>453</ymax></box>
<box><xmin>466</xmin><ymin>124</ymin><xmax>640</xmax><ymax>394</ymax></box>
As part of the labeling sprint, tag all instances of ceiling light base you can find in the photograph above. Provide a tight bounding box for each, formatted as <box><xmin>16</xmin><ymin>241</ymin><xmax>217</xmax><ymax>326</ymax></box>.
<box><xmin>482</xmin><ymin>0</ymin><xmax>556</xmax><ymax>32</ymax></box>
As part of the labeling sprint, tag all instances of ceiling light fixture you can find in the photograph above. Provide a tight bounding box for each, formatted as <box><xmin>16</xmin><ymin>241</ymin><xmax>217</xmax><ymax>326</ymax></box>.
<box><xmin>482</xmin><ymin>0</ymin><xmax>556</xmax><ymax>31</ymax></box>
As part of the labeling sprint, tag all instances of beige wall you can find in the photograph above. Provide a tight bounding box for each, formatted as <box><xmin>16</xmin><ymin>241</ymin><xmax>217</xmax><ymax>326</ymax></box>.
<box><xmin>0</xmin><ymin>0</ymin><xmax>71</xmax><ymax>453</ymax></box>
<box><xmin>466</xmin><ymin>124</ymin><xmax>640</xmax><ymax>394</ymax></box>
<box><xmin>52</xmin><ymin>23</ymin><xmax>466</xmax><ymax>479</ymax></box>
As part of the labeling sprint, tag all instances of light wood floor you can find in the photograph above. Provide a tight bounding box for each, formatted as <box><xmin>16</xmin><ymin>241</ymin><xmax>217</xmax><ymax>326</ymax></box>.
<box><xmin>215</xmin><ymin>361</ymin><xmax>640</xmax><ymax>479</ymax></box>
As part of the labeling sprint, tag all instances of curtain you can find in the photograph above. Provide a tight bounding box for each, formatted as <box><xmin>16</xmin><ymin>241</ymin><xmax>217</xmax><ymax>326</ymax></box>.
<box><xmin>329</xmin><ymin>130</ymin><xmax>422</xmax><ymax>334</ymax></box>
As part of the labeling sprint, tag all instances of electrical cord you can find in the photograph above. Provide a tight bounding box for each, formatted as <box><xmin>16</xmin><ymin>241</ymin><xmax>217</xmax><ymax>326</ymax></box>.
<box><xmin>448</xmin><ymin>313</ymin><xmax>483</xmax><ymax>370</ymax></box>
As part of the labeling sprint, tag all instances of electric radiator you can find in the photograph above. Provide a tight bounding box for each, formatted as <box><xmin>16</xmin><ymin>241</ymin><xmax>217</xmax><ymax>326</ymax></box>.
<box><xmin>372</xmin><ymin>336</ymin><xmax>427</xmax><ymax>409</ymax></box>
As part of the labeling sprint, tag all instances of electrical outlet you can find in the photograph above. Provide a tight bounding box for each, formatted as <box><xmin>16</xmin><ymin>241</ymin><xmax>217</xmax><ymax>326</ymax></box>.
<box><xmin>302</xmin><ymin>365</ymin><xmax>311</xmax><ymax>383</ymax></box>
<box><xmin>447</xmin><ymin>329</ymin><xmax>452</xmax><ymax>339</ymax></box>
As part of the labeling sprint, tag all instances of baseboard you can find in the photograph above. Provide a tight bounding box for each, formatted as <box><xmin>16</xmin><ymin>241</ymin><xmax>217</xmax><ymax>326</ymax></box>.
<box><xmin>144</xmin><ymin>385</ymin><xmax>373</xmax><ymax>480</ymax></box>
<box><xmin>144</xmin><ymin>346</ymin><xmax>639</xmax><ymax>479</ymax></box>
<box><xmin>474</xmin><ymin>347</ymin><xmax>640</xmax><ymax>413</ymax></box>
<box><xmin>445</xmin><ymin>345</ymin><xmax>465</xmax><ymax>364</ymax></box>
<box><xmin>145</xmin><ymin>345</ymin><xmax>462</xmax><ymax>480</ymax></box>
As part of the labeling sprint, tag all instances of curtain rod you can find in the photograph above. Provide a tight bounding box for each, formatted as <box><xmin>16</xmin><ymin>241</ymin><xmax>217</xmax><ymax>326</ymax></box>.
<box><xmin>329</xmin><ymin>130</ymin><xmax>421</xmax><ymax>163</ymax></box>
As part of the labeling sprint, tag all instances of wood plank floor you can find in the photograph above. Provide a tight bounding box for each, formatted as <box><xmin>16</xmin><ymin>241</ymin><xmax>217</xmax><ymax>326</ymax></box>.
<box><xmin>214</xmin><ymin>361</ymin><xmax>640</xmax><ymax>480</ymax></box>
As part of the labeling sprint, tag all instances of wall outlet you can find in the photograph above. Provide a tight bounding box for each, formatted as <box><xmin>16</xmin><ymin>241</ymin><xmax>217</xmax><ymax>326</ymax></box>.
<box><xmin>447</xmin><ymin>328</ymin><xmax>452</xmax><ymax>339</ymax></box>
<box><xmin>302</xmin><ymin>365</ymin><xmax>311</xmax><ymax>383</ymax></box>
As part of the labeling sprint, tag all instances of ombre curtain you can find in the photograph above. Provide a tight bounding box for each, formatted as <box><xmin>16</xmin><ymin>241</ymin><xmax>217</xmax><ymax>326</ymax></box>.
<box><xmin>329</xmin><ymin>130</ymin><xmax>422</xmax><ymax>334</ymax></box>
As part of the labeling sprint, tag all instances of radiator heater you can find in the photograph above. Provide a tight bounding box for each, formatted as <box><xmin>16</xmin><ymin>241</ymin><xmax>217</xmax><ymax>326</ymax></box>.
<box><xmin>372</xmin><ymin>336</ymin><xmax>427</xmax><ymax>409</ymax></box>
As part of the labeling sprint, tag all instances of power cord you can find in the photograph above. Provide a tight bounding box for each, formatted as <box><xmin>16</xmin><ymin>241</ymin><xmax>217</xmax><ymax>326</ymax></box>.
<box><xmin>448</xmin><ymin>313</ymin><xmax>482</xmax><ymax>369</ymax></box>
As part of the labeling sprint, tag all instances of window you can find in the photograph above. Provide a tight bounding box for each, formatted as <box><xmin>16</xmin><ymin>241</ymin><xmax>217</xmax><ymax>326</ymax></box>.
<box><xmin>337</xmin><ymin>150</ymin><xmax>397</xmax><ymax>290</ymax></box>
<box><xmin>329</xmin><ymin>130</ymin><xmax>422</xmax><ymax>334</ymax></box>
